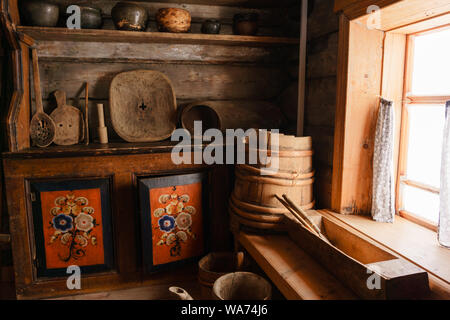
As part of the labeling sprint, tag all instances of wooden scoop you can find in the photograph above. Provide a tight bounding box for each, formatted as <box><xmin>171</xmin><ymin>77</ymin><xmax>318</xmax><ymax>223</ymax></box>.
<box><xmin>50</xmin><ymin>90</ymin><xmax>84</xmax><ymax>145</ymax></box>
<box><xmin>29</xmin><ymin>48</ymin><xmax>55</xmax><ymax>147</ymax></box>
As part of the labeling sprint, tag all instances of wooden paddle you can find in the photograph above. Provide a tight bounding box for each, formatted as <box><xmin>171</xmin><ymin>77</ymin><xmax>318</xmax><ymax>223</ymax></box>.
<box><xmin>50</xmin><ymin>90</ymin><xmax>85</xmax><ymax>145</ymax></box>
<box><xmin>29</xmin><ymin>48</ymin><xmax>55</xmax><ymax>147</ymax></box>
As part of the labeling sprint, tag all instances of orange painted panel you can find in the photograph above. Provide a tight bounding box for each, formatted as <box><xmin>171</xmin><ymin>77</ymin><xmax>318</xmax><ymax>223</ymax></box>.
<box><xmin>149</xmin><ymin>182</ymin><xmax>204</xmax><ymax>266</ymax></box>
<box><xmin>40</xmin><ymin>189</ymin><xmax>105</xmax><ymax>269</ymax></box>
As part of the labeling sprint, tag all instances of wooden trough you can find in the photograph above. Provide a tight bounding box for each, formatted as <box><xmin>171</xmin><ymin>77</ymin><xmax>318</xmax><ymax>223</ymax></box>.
<box><xmin>284</xmin><ymin>211</ymin><xmax>430</xmax><ymax>300</ymax></box>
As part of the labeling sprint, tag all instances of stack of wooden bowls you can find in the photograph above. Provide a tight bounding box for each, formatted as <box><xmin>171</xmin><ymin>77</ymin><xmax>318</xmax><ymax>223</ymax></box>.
<box><xmin>229</xmin><ymin>132</ymin><xmax>315</xmax><ymax>233</ymax></box>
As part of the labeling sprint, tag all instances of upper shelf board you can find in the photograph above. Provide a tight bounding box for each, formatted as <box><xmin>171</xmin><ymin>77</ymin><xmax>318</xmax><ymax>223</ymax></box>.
<box><xmin>16</xmin><ymin>26</ymin><xmax>299</xmax><ymax>47</ymax></box>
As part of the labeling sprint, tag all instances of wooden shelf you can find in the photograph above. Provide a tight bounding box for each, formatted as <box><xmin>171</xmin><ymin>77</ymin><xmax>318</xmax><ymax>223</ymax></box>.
<box><xmin>2</xmin><ymin>141</ymin><xmax>179</xmax><ymax>159</ymax></box>
<box><xmin>1</xmin><ymin>141</ymin><xmax>222</xmax><ymax>159</ymax></box>
<box><xmin>16</xmin><ymin>26</ymin><xmax>299</xmax><ymax>47</ymax></box>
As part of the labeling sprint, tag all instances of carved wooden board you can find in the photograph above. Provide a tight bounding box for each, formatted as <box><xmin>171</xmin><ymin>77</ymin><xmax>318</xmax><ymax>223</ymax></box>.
<box><xmin>109</xmin><ymin>70</ymin><xmax>177</xmax><ymax>142</ymax></box>
<box><xmin>50</xmin><ymin>90</ymin><xmax>84</xmax><ymax>146</ymax></box>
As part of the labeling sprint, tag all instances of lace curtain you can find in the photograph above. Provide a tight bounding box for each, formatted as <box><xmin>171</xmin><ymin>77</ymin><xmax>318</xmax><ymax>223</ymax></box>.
<box><xmin>371</xmin><ymin>99</ymin><xmax>395</xmax><ymax>223</ymax></box>
<box><xmin>439</xmin><ymin>101</ymin><xmax>450</xmax><ymax>248</ymax></box>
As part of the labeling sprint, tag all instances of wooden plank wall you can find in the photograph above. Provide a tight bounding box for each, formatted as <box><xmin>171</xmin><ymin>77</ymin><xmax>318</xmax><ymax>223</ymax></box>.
<box><xmin>276</xmin><ymin>0</ymin><xmax>338</xmax><ymax>209</ymax></box>
<box><xmin>29</xmin><ymin>1</ymin><xmax>299</xmax><ymax>142</ymax></box>
<box><xmin>304</xmin><ymin>0</ymin><xmax>339</xmax><ymax>209</ymax></box>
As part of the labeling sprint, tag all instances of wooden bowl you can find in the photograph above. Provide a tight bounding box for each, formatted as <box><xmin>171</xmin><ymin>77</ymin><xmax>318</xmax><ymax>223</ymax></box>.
<box><xmin>156</xmin><ymin>8</ymin><xmax>191</xmax><ymax>33</ymax></box>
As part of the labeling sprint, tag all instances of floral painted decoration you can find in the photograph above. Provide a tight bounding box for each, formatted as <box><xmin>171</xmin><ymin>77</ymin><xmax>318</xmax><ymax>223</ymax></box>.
<box><xmin>49</xmin><ymin>193</ymin><xmax>99</xmax><ymax>262</ymax></box>
<box><xmin>154</xmin><ymin>187</ymin><xmax>197</xmax><ymax>257</ymax></box>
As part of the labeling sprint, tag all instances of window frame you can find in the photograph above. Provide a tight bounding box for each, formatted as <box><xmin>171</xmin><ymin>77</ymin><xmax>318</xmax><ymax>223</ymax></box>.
<box><xmin>331</xmin><ymin>0</ymin><xmax>450</xmax><ymax>219</ymax></box>
<box><xmin>395</xmin><ymin>27</ymin><xmax>450</xmax><ymax>232</ymax></box>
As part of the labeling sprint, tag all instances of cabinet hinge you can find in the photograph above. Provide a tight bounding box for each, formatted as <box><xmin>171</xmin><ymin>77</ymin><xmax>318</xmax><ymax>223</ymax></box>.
<box><xmin>30</xmin><ymin>192</ymin><xmax>36</xmax><ymax>202</ymax></box>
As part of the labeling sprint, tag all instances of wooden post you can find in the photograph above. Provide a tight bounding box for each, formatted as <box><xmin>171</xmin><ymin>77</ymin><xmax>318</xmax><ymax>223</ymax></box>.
<box><xmin>296</xmin><ymin>0</ymin><xmax>308</xmax><ymax>137</ymax></box>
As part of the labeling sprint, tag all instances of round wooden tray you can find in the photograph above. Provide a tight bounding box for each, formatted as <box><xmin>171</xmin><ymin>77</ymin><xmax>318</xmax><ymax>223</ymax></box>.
<box><xmin>109</xmin><ymin>70</ymin><xmax>177</xmax><ymax>142</ymax></box>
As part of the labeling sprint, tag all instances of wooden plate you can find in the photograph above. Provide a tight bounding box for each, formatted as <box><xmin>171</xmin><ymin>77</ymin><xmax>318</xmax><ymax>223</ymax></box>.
<box><xmin>109</xmin><ymin>70</ymin><xmax>177</xmax><ymax>142</ymax></box>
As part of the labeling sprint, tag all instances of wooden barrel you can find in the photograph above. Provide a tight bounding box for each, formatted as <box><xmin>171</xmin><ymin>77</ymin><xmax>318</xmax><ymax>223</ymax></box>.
<box><xmin>233</xmin><ymin>165</ymin><xmax>314</xmax><ymax>208</ymax></box>
<box><xmin>212</xmin><ymin>272</ymin><xmax>272</xmax><ymax>300</ymax></box>
<box><xmin>198</xmin><ymin>252</ymin><xmax>245</xmax><ymax>300</ymax></box>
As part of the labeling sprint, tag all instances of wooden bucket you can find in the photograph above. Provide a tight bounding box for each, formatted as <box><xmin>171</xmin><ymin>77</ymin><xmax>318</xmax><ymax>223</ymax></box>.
<box><xmin>233</xmin><ymin>165</ymin><xmax>314</xmax><ymax>208</ymax></box>
<box><xmin>198</xmin><ymin>252</ymin><xmax>245</xmax><ymax>300</ymax></box>
<box><xmin>245</xmin><ymin>148</ymin><xmax>314</xmax><ymax>175</ymax></box>
<box><xmin>230</xmin><ymin>193</ymin><xmax>315</xmax><ymax>215</ymax></box>
<box><xmin>228</xmin><ymin>196</ymin><xmax>315</xmax><ymax>233</ymax></box>
<box><xmin>229</xmin><ymin>205</ymin><xmax>286</xmax><ymax>233</ymax></box>
<box><xmin>212</xmin><ymin>272</ymin><xmax>272</xmax><ymax>300</ymax></box>
<box><xmin>244</xmin><ymin>133</ymin><xmax>314</xmax><ymax>175</ymax></box>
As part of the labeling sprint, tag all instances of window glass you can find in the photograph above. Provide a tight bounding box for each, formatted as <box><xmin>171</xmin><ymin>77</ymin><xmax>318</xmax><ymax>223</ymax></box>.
<box><xmin>402</xmin><ymin>185</ymin><xmax>439</xmax><ymax>224</ymax></box>
<box><xmin>405</xmin><ymin>104</ymin><xmax>445</xmax><ymax>188</ymax></box>
<box><xmin>411</xmin><ymin>28</ymin><xmax>450</xmax><ymax>95</ymax></box>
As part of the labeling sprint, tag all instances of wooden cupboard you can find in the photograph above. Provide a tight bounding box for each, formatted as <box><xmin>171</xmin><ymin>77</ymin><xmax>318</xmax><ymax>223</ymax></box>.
<box><xmin>0</xmin><ymin>0</ymin><xmax>300</xmax><ymax>298</ymax></box>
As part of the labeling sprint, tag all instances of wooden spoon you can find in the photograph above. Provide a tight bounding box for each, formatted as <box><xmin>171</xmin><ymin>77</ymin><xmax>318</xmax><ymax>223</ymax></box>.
<box><xmin>50</xmin><ymin>90</ymin><xmax>85</xmax><ymax>145</ymax></box>
<box><xmin>29</xmin><ymin>48</ymin><xmax>55</xmax><ymax>147</ymax></box>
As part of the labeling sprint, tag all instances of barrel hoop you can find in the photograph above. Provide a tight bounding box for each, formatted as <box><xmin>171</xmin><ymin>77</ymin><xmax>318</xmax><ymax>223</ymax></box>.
<box><xmin>229</xmin><ymin>199</ymin><xmax>283</xmax><ymax>223</ymax></box>
<box><xmin>230</xmin><ymin>193</ymin><xmax>315</xmax><ymax>214</ymax></box>
<box><xmin>237</xmin><ymin>164</ymin><xmax>315</xmax><ymax>179</ymax></box>
<box><xmin>235</xmin><ymin>168</ymin><xmax>315</xmax><ymax>186</ymax></box>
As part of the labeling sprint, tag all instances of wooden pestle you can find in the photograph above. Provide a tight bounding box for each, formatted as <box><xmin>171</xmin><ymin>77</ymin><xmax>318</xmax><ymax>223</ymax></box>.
<box><xmin>96</xmin><ymin>103</ymin><xmax>108</xmax><ymax>144</ymax></box>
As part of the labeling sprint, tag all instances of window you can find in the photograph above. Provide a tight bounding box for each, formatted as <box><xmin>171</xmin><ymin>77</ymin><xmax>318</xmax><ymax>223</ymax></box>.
<box><xmin>397</xmin><ymin>27</ymin><xmax>450</xmax><ymax>231</ymax></box>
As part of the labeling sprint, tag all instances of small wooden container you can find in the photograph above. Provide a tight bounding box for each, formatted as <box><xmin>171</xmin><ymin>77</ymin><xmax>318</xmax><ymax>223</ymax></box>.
<box><xmin>233</xmin><ymin>13</ymin><xmax>259</xmax><ymax>35</ymax></box>
<box><xmin>156</xmin><ymin>8</ymin><xmax>191</xmax><ymax>33</ymax></box>
<box><xmin>212</xmin><ymin>272</ymin><xmax>271</xmax><ymax>300</ymax></box>
<box><xmin>198</xmin><ymin>252</ymin><xmax>245</xmax><ymax>299</ymax></box>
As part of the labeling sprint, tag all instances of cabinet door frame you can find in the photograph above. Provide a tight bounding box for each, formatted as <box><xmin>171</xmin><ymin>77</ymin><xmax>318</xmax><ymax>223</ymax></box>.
<box><xmin>139</xmin><ymin>171</ymin><xmax>210</xmax><ymax>273</ymax></box>
<box><xmin>28</xmin><ymin>177</ymin><xmax>115</xmax><ymax>278</ymax></box>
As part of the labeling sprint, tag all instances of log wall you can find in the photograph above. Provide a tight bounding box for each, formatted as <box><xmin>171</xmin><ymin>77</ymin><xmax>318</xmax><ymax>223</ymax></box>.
<box><xmin>277</xmin><ymin>0</ymin><xmax>339</xmax><ymax>209</ymax></box>
<box><xmin>30</xmin><ymin>0</ymin><xmax>299</xmax><ymax>141</ymax></box>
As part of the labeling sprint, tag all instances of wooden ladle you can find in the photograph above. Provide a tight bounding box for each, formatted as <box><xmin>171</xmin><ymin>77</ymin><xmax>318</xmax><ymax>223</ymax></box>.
<box><xmin>29</xmin><ymin>48</ymin><xmax>55</xmax><ymax>147</ymax></box>
<box><xmin>169</xmin><ymin>286</ymin><xmax>194</xmax><ymax>300</ymax></box>
<box><xmin>50</xmin><ymin>90</ymin><xmax>85</xmax><ymax>145</ymax></box>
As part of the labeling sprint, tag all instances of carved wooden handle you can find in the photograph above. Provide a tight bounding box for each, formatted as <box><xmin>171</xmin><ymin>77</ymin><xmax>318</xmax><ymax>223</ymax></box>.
<box><xmin>54</xmin><ymin>90</ymin><xmax>66</xmax><ymax>108</ymax></box>
<box><xmin>31</xmin><ymin>48</ymin><xmax>44</xmax><ymax>114</ymax></box>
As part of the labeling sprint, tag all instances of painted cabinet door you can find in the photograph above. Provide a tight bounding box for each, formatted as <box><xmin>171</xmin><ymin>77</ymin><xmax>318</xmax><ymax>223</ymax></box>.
<box><xmin>29</xmin><ymin>178</ymin><xmax>114</xmax><ymax>278</ymax></box>
<box><xmin>139</xmin><ymin>172</ymin><xmax>209</xmax><ymax>272</ymax></box>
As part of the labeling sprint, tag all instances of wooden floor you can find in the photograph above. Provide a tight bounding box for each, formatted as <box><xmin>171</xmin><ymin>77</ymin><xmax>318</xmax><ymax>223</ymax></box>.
<box><xmin>0</xmin><ymin>281</ymin><xmax>15</xmax><ymax>300</ymax></box>
<box><xmin>50</xmin><ymin>280</ymin><xmax>202</xmax><ymax>300</ymax></box>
